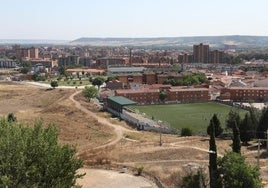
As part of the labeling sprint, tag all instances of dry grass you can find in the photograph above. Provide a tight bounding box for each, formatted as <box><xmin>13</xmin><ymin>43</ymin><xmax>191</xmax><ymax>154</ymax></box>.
<box><xmin>1</xmin><ymin>81</ymin><xmax>267</xmax><ymax>188</ymax></box>
<box><xmin>0</xmin><ymin>81</ymin><xmax>114</xmax><ymax>151</ymax></box>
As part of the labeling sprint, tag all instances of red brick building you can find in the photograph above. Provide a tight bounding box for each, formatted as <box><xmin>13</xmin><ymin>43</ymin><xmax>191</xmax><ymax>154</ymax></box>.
<box><xmin>106</xmin><ymin>80</ymin><xmax>124</xmax><ymax>90</ymax></box>
<box><xmin>144</xmin><ymin>73</ymin><xmax>156</xmax><ymax>84</ymax></box>
<box><xmin>115</xmin><ymin>88</ymin><xmax>160</xmax><ymax>104</ymax></box>
<box><xmin>114</xmin><ymin>85</ymin><xmax>210</xmax><ymax>104</ymax></box>
<box><xmin>220</xmin><ymin>87</ymin><xmax>268</xmax><ymax>101</ymax></box>
<box><xmin>168</xmin><ymin>87</ymin><xmax>210</xmax><ymax>102</ymax></box>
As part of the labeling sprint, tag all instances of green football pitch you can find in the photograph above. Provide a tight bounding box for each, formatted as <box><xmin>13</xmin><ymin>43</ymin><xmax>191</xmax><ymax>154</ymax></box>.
<box><xmin>129</xmin><ymin>102</ymin><xmax>247</xmax><ymax>133</ymax></box>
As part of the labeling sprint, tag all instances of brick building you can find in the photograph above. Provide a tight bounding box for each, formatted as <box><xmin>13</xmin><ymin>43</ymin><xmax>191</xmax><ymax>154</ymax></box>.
<box><xmin>220</xmin><ymin>87</ymin><xmax>268</xmax><ymax>101</ymax></box>
<box><xmin>16</xmin><ymin>47</ymin><xmax>39</xmax><ymax>59</ymax></box>
<box><xmin>143</xmin><ymin>73</ymin><xmax>156</xmax><ymax>84</ymax></box>
<box><xmin>178</xmin><ymin>53</ymin><xmax>194</xmax><ymax>64</ymax></box>
<box><xmin>96</xmin><ymin>57</ymin><xmax>126</xmax><ymax>68</ymax></box>
<box><xmin>168</xmin><ymin>87</ymin><xmax>210</xmax><ymax>102</ymax></box>
<box><xmin>106</xmin><ymin>80</ymin><xmax>124</xmax><ymax>90</ymax></box>
<box><xmin>115</xmin><ymin>88</ymin><xmax>160</xmax><ymax>104</ymax></box>
<box><xmin>193</xmin><ymin>43</ymin><xmax>209</xmax><ymax>63</ymax></box>
<box><xmin>114</xmin><ymin>85</ymin><xmax>210</xmax><ymax>104</ymax></box>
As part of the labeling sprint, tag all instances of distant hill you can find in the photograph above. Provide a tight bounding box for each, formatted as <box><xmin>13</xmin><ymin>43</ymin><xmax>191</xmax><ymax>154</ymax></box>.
<box><xmin>0</xmin><ymin>39</ymin><xmax>68</xmax><ymax>45</ymax></box>
<box><xmin>71</xmin><ymin>35</ymin><xmax>268</xmax><ymax>48</ymax></box>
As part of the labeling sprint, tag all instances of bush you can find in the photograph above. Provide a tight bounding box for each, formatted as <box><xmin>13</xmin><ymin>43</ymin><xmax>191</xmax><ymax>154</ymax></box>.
<box><xmin>137</xmin><ymin>165</ymin><xmax>144</xmax><ymax>176</ymax></box>
<box><xmin>181</xmin><ymin>128</ymin><xmax>193</xmax><ymax>136</ymax></box>
<box><xmin>7</xmin><ymin>113</ymin><xmax>17</xmax><ymax>122</ymax></box>
<box><xmin>50</xmin><ymin>80</ymin><xmax>58</xmax><ymax>89</ymax></box>
<box><xmin>181</xmin><ymin>169</ymin><xmax>207</xmax><ymax>188</ymax></box>
<box><xmin>0</xmin><ymin>119</ymin><xmax>84</xmax><ymax>187</ymax></box>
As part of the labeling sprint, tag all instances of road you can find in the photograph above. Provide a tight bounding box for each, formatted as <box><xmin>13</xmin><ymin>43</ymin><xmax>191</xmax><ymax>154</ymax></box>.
<box><xmin>69</xmin><ymin>91</ymin><xmax>136</xmax><ymax>150</ymax></box>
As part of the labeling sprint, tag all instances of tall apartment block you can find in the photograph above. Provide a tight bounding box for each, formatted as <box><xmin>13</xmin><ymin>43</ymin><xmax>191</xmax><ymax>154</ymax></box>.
<box><xmin>193</xmin><ymin>43</ymin><xmax>209</xmax><ymax>63</ymax></box>
<box><xmin>29</xmin><ymin>47</ymin><xmax>39</xmax><ymax>59</ymax></box>
<box><xmin>16</xmin><ymin>47</ymin><xmax>39</xmax><ymax>59</ymax></box>
<box><xmin>210</xmin><ymin>50</ymin><xmax>224</xmax><ymax>64</ymax></box>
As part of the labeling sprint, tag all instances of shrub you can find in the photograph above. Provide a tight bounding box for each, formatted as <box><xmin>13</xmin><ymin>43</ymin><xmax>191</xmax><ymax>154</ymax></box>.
<box><xmin>137</xmin><ymin>165</ymin><xmax>144</xmax><ymax>176</ymax></box>
<box><xmin>181</xmin><ymin>127</ymin><xmax>193</xmax><ymax>136</ymax></box>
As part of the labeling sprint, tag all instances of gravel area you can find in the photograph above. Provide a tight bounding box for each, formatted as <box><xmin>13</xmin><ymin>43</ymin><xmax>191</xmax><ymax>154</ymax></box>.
<box><xmin>77</xmin><ymin>168</ymin><xmax>157</xmax><ymax>188</ymax></box>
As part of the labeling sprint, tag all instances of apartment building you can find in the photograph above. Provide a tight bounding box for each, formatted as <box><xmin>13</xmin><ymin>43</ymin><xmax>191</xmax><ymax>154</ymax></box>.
<box><xmin>0</xmin><ymin>58</ymin><xmax>16</xmax><ymax>68</ymax></box>
<box><xmin>16</xmin><ymin>47</ymin><xmax>39</xmax><ymax>59</ymax></box>
<box><xmin>95</xmin><ymin>57</ymin><xmax>127</xmax><ymax>68</ymax></box>
<box><xmin>58</xmin><ymin>55</ymin><xmax>80</xmax><ymax>66</ymax></box>
<box><xmin>220</xmin><ymin>87</ymin><xmax>268</xmax><ymax>101</ymax></box>
<box><xmin>114</xmin><ymin>85</ymin><xmax>210</xmax><ymax>104</ymax></box>
<box><xmin>210</xmin><ymin>50</ymin><xmax>224</xmax><ymax>64</ymax></box>
<box><xmin>178</xmin><ymin>44</ymin><xmax>227</xmax><ymax>64</ymax></box>
<box><xmin>168</xmin><ymin>87</ymin><xmax>210</xmax><ymax>102</ymax></box>
<box><xmin>193</xmin><ymin>43</ymin><xmax>210</xmax><ymax>63</ymax></box>
<box><xmin>178</xmin><ymin>53</ymin><xmax>194</xmax><ymax>64</ymax></box>
<box><xmin>115</xmin><ymin>88</ymin><xmax>160</xmax><ymax>104</ymax></box>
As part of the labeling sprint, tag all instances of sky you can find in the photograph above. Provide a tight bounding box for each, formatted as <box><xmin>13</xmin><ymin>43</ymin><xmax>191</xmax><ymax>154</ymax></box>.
<box><xmin>1</xmin><ymin>0</ymin><xmax>268</xmax><ymax>40</ymax></box>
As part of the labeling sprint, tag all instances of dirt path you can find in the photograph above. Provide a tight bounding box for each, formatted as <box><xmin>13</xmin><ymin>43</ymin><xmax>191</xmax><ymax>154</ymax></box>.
<box><xmin>69</xmin><ymin>91</ymin><xmax>136</xmax><ymax>150</ymax></box>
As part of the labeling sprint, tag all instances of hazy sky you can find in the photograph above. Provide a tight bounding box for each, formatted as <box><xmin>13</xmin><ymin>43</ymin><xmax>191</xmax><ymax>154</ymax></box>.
<box><xmin>1</xmin><ymin>0</ymin><xmax>268</xmax><ymax>40</ymax></box>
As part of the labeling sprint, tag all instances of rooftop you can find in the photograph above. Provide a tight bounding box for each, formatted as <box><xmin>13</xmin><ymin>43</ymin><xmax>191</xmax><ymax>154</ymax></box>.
<box><xmin>108</xmin><ymin>96</ymin><xmax>136</xmax><ymax>106</ymax></box>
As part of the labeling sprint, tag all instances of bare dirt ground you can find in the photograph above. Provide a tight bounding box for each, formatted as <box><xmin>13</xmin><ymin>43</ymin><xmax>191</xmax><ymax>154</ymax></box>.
<box><xmin>1</xmin><ymin>81</ymin><xmax>268</xmax><ymax>188</ymax></box>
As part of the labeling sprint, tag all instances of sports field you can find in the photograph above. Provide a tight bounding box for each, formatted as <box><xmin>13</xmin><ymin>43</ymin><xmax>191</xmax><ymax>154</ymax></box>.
<box><xmin>129</xmin><ymin>102</ymin><xmax>247</xmax><ymax>133</ymax></box>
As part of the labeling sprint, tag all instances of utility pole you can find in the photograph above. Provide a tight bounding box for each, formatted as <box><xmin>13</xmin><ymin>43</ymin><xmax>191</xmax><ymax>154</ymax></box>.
<box><xmin>257</xmin><ymin>139</ymin><xmax>260</xmax><ymax>167</ymax></box>
<box><xmin>158</xmin><ymin>120</ymin><xmax>162</xmax><ymax>146</ymax></box>
<box><xmin>267</xmin><ymin>130</ymin><xmax>268</xmax><ymax>152</ymax></box>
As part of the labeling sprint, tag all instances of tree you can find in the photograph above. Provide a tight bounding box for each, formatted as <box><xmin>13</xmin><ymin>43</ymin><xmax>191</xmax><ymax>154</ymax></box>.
<box><xmin>207</xmin><ymin>114</ymin><xmax>223</xmax><ymax>137</ymax></box>
<box><xmin>239</xmin><ymin>113</ymin><xmax>253</xmax><ymax>145</ymax></box>
<box><xmin>0</xmin><ymin>119</ymin><xmax>84</xmax><ymax>187</ymax></box>
<box><xmin>58</xmin><ymin>66</ymin><xmax>66</xmax><ymax>76</ymax></box>
<box><xmin>82</xmin><ymin>86</ymin><xmax>98</xmax><ymax>101</ymax></box>
<box><xmin>20</xmin><ymin>61</ymin><xmax>31</xmax><ymax>74</ymax></box>
<box><xmin>218</xmin><ymin>151</ymin><xmax>262</xmax><ymax>188</ymax></box>
<box><xmin>256</xmin><ymin>107</ymin><xmax>268</xmax><ymax>143</ymax></box>
<box><xmin>105</xmin><ymin>76</ymin><xmax>118</xmax><ymax>83</ymax></box>
<box><xmin>181</xmin><ymin>168</ymin><xmax>207</xmax><ymax>188</ymax></box>
<box><xmin>249</xmin><ymin>107</ymin><xmax>259</xmax><ymax>138</ymax></box>
<box><xmin>92</xmin><ymin>77</ymin><xmax>105</xmax><ymax>90</ymax></box>
<box><xmin>226</xmin><ymin>109</ymin><xmax>241</xmax><ymax>130</ymax></box>
<box><xmin>232</xmin><ymin>121</ymin><xmax>241</xmax><ymax>154</ymax></box>
<box><xmin>20</xmin><ymin>67</ymin><xmax>30</xmax><ymax>74</ymax></box>
<box><xmin>50</xmin><ymin>80</ymin><xmax>58</xmax><ymax>89</ymax></box>
<box><xmin>159</xmin><ymin>89</ymin><xmax>167</xmax><ymax>103</ymax></box>
<box><xmin>208</xmin><ymin>121</ymin><xmax>219</xmax><ymax>188</ymax></box>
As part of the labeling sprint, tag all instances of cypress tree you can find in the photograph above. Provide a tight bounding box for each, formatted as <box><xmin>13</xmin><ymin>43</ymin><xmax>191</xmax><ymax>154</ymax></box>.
<box><xmin>207</xmin><ymin>114</ymin><xmax>223</xmax><ymax>137</ymax></box>
<box><xmin>209</xmin><ymin>120</ymin><xmax>218</xmax><ymax>188</ymax></box>
<box><xmin>232</xmin><ymin>121</ymin><xmax>241</xmax><ymax>154</ymax></box>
